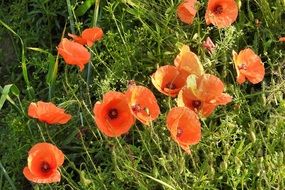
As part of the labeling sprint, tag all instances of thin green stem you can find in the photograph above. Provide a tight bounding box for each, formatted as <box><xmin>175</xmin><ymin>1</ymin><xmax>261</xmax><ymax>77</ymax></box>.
<box><xmin>66</xmin><ymin>0</ymin><xmax>75</xmax><ymax>34</ymax></box>
<box><xmin>87</xmin><ymin>0</ymin><xmax>101</xmax><ymax>86</ymax></box>
<box><xmin>93</xmin><ymin>0</ymin><xmax>100</xmax><ymax>27</ymax></box>
<box><xmin>37</xmin><ymin>123</ymin><xmax>46</xmax><ymax>142</ymax></box>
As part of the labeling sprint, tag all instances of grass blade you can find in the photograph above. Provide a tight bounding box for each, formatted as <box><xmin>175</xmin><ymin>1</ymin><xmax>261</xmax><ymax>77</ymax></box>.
<box><xmin>0</xmin><ymin>162</ymin><xmax>17</xmax><ymax>190</ymax></box>
<box><xmin>0</xmin><ymin>19</ymin><xmax>34</xmax><ymax>99</ymax></box>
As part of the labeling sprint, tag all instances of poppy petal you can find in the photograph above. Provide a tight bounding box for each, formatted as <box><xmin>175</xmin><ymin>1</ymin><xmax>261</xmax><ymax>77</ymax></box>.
<box><xmin>28</xmin><ymin>151</ymin><xmax>57</xmax><ymax>177</ymax></box>
<box><xmin>93</xmin><ymin>91</ymin><xmax>135</xmax><ymax>137</ymax></box>
<box><xmin>166</xmin><ymin>107</ymin><xmax>201</xmax><ymax>153</ymax></box>
<box><xmin>151</xmin><ymin>65</ymin><xmax>187</xmax><ymax>97</ymax></box>
<box><xmin>23</xmin><ymin>167</ymin><xmax>61</xmax><ymax>184</ymax></box>
<box><xmin>205</xmin><ymin>0</ymin><xmax>238</xmax><ymax>28</ymax></box>
<box><xmin>177</xmin><ymin>0</ymin><xmax>197</xmax><ymax>25</ymax></box>
<box><xmin>28</xmin><ymin>101</ymin><xmax>71</xmax><ymax>124</ymax></box>
<box><xmin>23</xmin><ymin>143</ymin><xmax>64</xmax><ymax>184</ymax></box>
<box><xmin>82</xmin><ymin>27</ymin><xmax>104</xmax><ymax>47</ymax></box>
<box><xmin>58</xmin><ymin>38</ymin><xmax>91</xmax><ymax>71</ymax></box>
<box><xmin>68</xmin><ymin>33</ymin><xmax>87</xmax><ymax>45</ymax></box>
<box><xmin>196</xmin><ymin>74</ymin><xmax>224</xmax><ymax>101</ymax></box>
<box><xmin>233</xmin><ymin>48</ymin><xmax>265</xmax><ymax>84</ymax></box>
<box><xmin>125</xmin><ymin>85</ymin><xmax>160</xmax><ymax>125</ymax></box>
<box><xmin>279</xmin><ymin>37</ymin><xmax>285</xmax><ymax>42</ymax></box>
<box><xmin>215</xmin><ymin>93</ymin><xmax>232</xmax><ymax>105</ymax></box>
<box><xmin>177</xmin><ymin>86</ymin><xmax>199</xmax><ymax>110</ymax></box>
<box><xmin>28</xmin><ymin>102</ymin><xmax>38</xmax><ymax>119</ymax></box>
<box><xmin>174</xmin><ymin>45</ymin><xmax>204</xmax><ymax>76</ymax></box>
<box><xmin>200</xmin><ymin>103</ymin><xmax>217</xmax><ymax>117</ymax></box>
<box><xmin>178</xmin><ymin>74</ymin><xmax>231</xmax><ymax>117</ymax></box>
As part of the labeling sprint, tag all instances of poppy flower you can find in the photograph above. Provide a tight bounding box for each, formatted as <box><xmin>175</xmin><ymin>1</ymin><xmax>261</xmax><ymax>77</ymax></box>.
<box><xmin>166</xmin><ymin>107</ymin><xmax>201</xmax><ymax>154</ymax></box>
<box><xmin>177</xmin><ymin>0</ymin><xmax>197</xmax><ymax>25</ymax></box>
<box><xmin>57</xmin><ymin>38</ymin><xmax>91</xmax><ymax>71</ymax></box>
<box><xmin>28</xmin><ymin>101</ymin><xmax>71</xmax><ymax>124</ymax></box>
<box><xmin>23</xmin><ymin>142</ymin><xmax>64</xmax><ymax>183</ymax></box>
<box><xmin>93</xmin><ymin>91</ymin><xmax>135</xmax><ymax>137</ymax></box>
<box><xmin>279</xmin><ymin>37</ymin><xmax>285</xmax><ymax>42</ymax></box>
<box><xmin>125</xmin><ymin>85</ymin><xmax>160</xmax><ymax>125</ymax></box>
<box><xmin>232</xmin><ymin>48</ymin><xmax>265</xmax><ymax>84</ymax></box>
<box><xmin>151</xmin><ymin>65</ymin><xmax>187</xmax><ymax>97</ymax></box>
<box><xmin>68</xmin><ymin>27</ymin><xmax>104</xmax><ymax>47</ymax></box>
<box><xmin>203</xmin><ymin>37</ymin><xmax>216</xmax><ymax>54</ymax></box>
<box><xmin>177</xmin><ymin>74</ymin><xmax>232</xmax><ymax>117</ymax></box>
<box><xmin>174</xmin><ymin>45</ymin><xmax>204</xmax><ymax>77</ymax></box>
<box><xmin>205</xmin><ymin>0</ymin><xmax>238</xmax><ymax>28</ymax></box>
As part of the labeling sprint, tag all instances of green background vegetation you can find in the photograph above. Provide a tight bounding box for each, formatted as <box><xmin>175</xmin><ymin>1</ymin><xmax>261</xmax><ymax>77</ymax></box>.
<box><xmin>0</xmin><ymin>0</ymin><xmax>285</xmax><ymax>189</ymax></box>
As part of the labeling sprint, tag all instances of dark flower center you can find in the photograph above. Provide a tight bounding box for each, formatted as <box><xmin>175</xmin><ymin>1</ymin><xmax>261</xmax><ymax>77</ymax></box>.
<box><xmin>131</xmin><ymin>104</ymin><xmax>143</xmax><ymax>113</ymax></box>
<box><xmin>176</xmin><ymin>128</ymin><xmax>183</xmax><ymax>138</ymax></box>
<box><xmin>41</xmin><ymin>161</ymin><xmax>51</xmax><ymax>173</ymax></box>
<box><xmin>192</xmin><ymin>100</ymin><xmax>202</xmax><ymax>109</ymax></box>
<box><xmin>166</xmin><ymin>83</ymin><xmax>176</xmax><ymax>90</ymax></box>
<box><xmin>108</xmin><ymin>108</ymin><xmax>118</xmax><ymax>119</ymax></box>
<box><xmin>238</xmin><ymin>64</ymin><xmax>247</xmax><ymax>70</ymax></box>
<box><xmin>213</xmin><ymin>5</ymin><xmax>223</xmax><ymax>15</ymax></box>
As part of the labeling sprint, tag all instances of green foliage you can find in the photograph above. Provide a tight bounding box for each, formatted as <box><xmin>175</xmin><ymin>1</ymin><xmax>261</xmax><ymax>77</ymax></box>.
<box><xmin>1</xmin><ymin>0</ymin><xmax>285</xmax><ymax>189</ymax></box>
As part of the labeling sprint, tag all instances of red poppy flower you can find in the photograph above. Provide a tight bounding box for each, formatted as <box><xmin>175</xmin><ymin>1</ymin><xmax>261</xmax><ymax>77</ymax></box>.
<box><xmin>68</xmin><ymin>27</ymin><xmax>103</xmax><ymax>47</ymax></box>
<box><xmin>205</xmin><ymin>0</ymin><xmax>238</xmax><ymax>28</ymax></box>
<box><xmin>151</xmin><ymin>65</ymin><xmax>187</xmax><ymax>97</ymax></box>
<box><xmin>57</xmin><ymin>38</ymin><xmax>91</xmax><ymax>71</ymax></box>
<box><xmin>177</xmin><ymin>74</ymin><xmax>232</xmax><ymax>117</ymax></box>
<box><xmin>279</xmin><ymin>37</ymin><xmax>285</xmax><ymax>42</ymax></box>
<box><xmin>174</xmin><ymin>45</ymin><xmax>204</xmax><ymax>77</ymax></box>
<box><xmin>23</xmin><ymin>142</ymin><xmax>64</xmax><ymax>183</ymax></box>
<box><xmin>93</xmin><ymin>91</ymin><xmax>135</xmax><ymax>137</ymax></box>
<box><xmin>28</xmin><ymin>101</ymin><xmax>71</xmax><ymax>124</ymax></box>
<box><xmin>203</xmin><ymin>37</ymin><xmax>216</xmax><ymax>54</ymax></box>
<box><xmin>166</xmin><ymin>107</ymin><xmax>201</xmax><ymax>154</ymax></box>
<box><xmin>125</xmin><ymin>85</ymin><xmax>160</xmax><ymax>125</ymax></box>
<box><xmin>177</xmin><ymin>0</ymin><xmax>197</xmax><ymax>25</ymax></box>
<box><xmin>232</xmin><ymin>48</ymin><xmax>265</xmax><ymax>84</ymax></box>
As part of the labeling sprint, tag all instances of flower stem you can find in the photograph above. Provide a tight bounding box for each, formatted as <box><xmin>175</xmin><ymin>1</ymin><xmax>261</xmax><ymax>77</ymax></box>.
<box><xmin>87</xmin><ymin>0</ymin><xmax>101</xmax><ymax>86</ymax></box>
<box><xmin>66</xmin><ymin>0</ymin><xmax>75</xmax><ymax>34</ymax></box>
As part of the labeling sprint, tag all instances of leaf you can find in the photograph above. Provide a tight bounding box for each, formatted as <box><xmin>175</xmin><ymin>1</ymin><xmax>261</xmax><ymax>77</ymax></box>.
<box><xmin>46</xmin><ymin>54</ymin><xmax>57</xmax><ymax>85</ymax></box>
<box><xmin>75</xmin><ymin>0</ymin><xmax>96</xmax><ymax>17</ymax></box>
<box><xmin>0</xmin><ymin>84</ymin><xmax>20</xmax><ymax>111</ymax></box>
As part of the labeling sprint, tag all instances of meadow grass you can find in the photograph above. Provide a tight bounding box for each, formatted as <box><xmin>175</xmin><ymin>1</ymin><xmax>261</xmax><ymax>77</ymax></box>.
<box><xmin>0</xmin><ymin>0</ymin><xmax>285</xmax><ymax>189</ymax></box>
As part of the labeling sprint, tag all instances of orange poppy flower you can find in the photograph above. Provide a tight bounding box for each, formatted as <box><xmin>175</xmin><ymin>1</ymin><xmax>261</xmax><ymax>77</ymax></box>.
<box><xmin>23</xmin><ymin>142</ymin><xmax>64</xmax><ymax>183</ymax></box>
<box><xmin>174</xmin><ymin>45</ymin><xmax>204</xmax><ymax>77</ymax></box>
<box><xmin>177</xmin><ymin>0</ymin><xmax>197</xmax><ymax>25</ymax></box>
<box><xmin>205</xmin><ymin>0</ymin><xmax>238</xmax><ymax>28</ymax></box>
<box><xmin>68</xmin><ymin>27</ymin><xmax>103</xmax><ymax>47</ymax></box>
<box><xmin>125</xmin><ymin>85</ymin><xmax>160</xmax><ymax>125</ymax></box>
<box><xmin>151</xmin><ymin>65</ymin><xmax>187</xmax><ymax>97</ymax></box>
<box><xmin>93</xmin><ymin>91</ymin><xmax>135</xmax><ymax>137</ymax></box>
<box><xmin>232</xmin><ymin>48</ymin><xmax>265</xmax><ymax>84</ymax></box>
<box><xmin>28</xmin><ymin>101</ymin><xmax>71</xmax><ymax>124</ymax></box>
<box><xmin>166</xmin><ymin>107</ymin><xmax>201</xmax><ymax>154</ymax></box>
<box><xmin>57</xmin><ymin>38</ymin><xmax>91</xmax><ymax>71</ymax></box>
<box><xmin>177</xmin><ymin>74</ymin><xmax>232</xmax><ymax>117</ymax></box>
<box><xmin>279</xmin><ymin>37</ymin><xmax>285</xmax><ymax>42</ymax></box>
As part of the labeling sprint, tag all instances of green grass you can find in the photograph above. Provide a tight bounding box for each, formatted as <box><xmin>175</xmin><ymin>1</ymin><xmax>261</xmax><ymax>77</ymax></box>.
<box><xmin>1</xmin><ymin>0</ymin><xmax>285</xmax><ymax>189</ymax></box>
